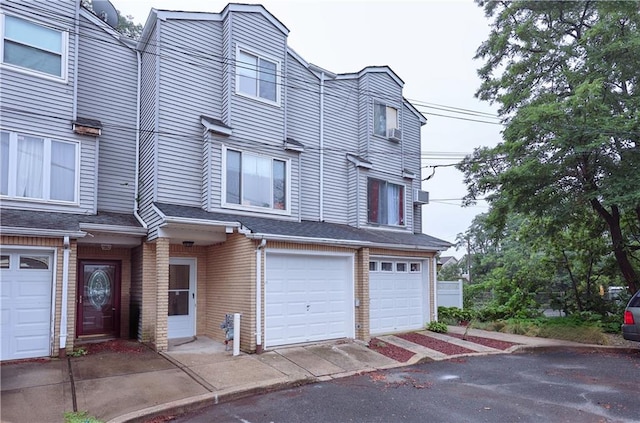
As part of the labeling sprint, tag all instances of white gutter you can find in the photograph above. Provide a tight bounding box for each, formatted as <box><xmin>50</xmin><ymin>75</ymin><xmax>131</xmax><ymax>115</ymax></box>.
<box><xmin>0</xmin><ymin>227</ymin><xmax>86</xmax><ymax>238</ymax></box>
<box><xmin>133</xmin><ymin>50</ymin><xmax>147</xmax><ymax>229</ymax></box>
<box><xmin>255</xmin><ymin>238</ymin><xmax>266</xmax><ymax>352</ymax></box>
<box><xmin>60</xmin><ymin>236</ymin><xmax>70</xmax><ymax>353</ymax></box>
<box><xmin>78</xmin><ymin>223</ymin><xmax>148</xmax><ymax>235</ymax></box>
<box><xmin>319</xmin><ymin>72</ymin><xmax>325</xmax><ymax>221</ymax></box>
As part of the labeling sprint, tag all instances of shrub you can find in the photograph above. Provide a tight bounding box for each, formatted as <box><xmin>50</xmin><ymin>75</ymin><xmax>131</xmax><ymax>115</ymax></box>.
<box><xmin>427</xmin><ymin>321</ymin><xmax>448</xmax><ymax>333</ymax></box>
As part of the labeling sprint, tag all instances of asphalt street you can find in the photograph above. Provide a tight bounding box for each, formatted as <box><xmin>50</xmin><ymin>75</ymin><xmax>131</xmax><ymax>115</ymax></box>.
<box><xmin>170</xmin><ymin>347</ymin><xmax>640</xmax><ymax>423</ymax></box>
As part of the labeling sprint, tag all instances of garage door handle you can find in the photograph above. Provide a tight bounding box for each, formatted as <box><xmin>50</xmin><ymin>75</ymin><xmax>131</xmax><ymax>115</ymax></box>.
<box><xmin>306</xmin><ymin>304</ymin><xmax>310</xmax><ymax>311</ymax></box>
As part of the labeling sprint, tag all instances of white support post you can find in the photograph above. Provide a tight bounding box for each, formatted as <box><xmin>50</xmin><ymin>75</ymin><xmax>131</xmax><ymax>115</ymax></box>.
<box><xmin>233</xmin><ymin>313</ymin><xmax>241</xmax><ymax>356</ymax></box>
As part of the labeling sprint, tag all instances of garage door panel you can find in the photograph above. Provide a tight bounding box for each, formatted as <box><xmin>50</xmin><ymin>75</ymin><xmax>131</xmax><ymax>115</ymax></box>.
<box><xmin>266</xmin><ymin>253</ymin><xmax>353</xmax><ymax>348</ymax></box>
<box><xmin>370</xmin><ymin>259</ymin><xmax>426</xmax><ymax>335</ymax></box>
<box><xmin>1</xmin><ymin>251</ymin><xmax>53</xmax><ymax>361</ymax></box>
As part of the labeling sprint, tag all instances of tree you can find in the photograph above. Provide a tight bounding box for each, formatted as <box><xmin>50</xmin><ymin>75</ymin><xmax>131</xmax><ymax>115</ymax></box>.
<box><xmin>460</xmin><ymin>1</ymin><xmax>640</xmax><ymax>294</ymax></box>
<box><xmin>82</xmin><ymin>0</ymin><xmax>143</xmax><ymax>39</ymax></box>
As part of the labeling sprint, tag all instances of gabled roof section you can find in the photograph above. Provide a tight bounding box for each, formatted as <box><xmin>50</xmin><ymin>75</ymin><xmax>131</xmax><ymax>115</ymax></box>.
<box><xmin>138</xmin><ymin>3</ymin><xmax>289</xmax><ymax>50</ymax></box>
<box><xmin>403</xmin><ymin>98</ymin><xmax>427</xmax><ymax>125</ymax></box>
<box><xmin>336</xmin><ymin>66</ymin><xmax>404</xmax><ymax>88</ymax></box>
<box><xmin>201</xmin><ymin>115</ymin><xmax>233</xmax><ymax>136</ymax></box>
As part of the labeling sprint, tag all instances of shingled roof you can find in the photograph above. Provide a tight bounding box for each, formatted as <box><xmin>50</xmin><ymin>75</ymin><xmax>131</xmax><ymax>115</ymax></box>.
<box><xmin>155</xmin><ymin>203</ymin><xmax>451</xmax><ymax>251</ymax></box>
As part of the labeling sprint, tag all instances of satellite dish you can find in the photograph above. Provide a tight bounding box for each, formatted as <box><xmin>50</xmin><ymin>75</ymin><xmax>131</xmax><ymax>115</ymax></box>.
<box><xmin>92</xmin><ymin>0</ymin><xmax>119</xmax><ymax>29</ymax></box>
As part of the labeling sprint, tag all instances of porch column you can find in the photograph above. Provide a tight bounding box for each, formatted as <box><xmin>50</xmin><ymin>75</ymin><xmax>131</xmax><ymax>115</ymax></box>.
<box><xmin>155</xmin><ymin>237</ymin><xmax>170</xmax><ymax>351</ymax></box>
<box><xmin>139</xmin><ymin>241</ymin><xmax>157</xmax><ymax>343</ymax></box>
<box><xmin>355</xmin><ymin>248</ymin><xmax>370</xmax><ymax>341</ymax></box>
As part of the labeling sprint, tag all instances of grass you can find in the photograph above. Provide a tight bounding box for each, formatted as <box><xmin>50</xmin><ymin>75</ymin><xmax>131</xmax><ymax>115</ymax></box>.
<box><xmin>472</xmin><ymin>316</ymin><xmax>611</xmax><ymax>345</ymax></box>
<box><xmin>64</xmin><ymin>411</ymin><xmax>103</xmax><ymax>423</ymax></box>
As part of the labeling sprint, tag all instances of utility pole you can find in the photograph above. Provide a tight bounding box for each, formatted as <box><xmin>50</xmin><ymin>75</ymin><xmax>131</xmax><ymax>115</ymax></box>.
<box><xmin>467</xmin><ymin>236</ymin><xmax>472</xmax><ymax>284</ymax></box>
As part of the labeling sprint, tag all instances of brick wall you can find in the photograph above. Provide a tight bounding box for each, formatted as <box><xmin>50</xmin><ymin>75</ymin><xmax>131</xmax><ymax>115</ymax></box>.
<box><xmin>207</xmin><ymin>233</ymin><xmax>256</xmax><ymax>351</ymax></box>
<box><xmin>155</xmin><ymin>238</ymin><xmax>170</xmax><ymax>351</ymax></box>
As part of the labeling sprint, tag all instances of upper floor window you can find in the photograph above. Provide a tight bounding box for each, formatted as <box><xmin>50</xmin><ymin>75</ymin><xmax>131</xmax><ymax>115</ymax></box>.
<box><xmin>225</xmin><ymin>148</ymin><xmax>288</xmax><ymax>212</ymax></box>
<box><xmin>1</xmin><ymin>130</ymin><xmax>78</xmax><ymax>203</ymax></box>
<box><xmin>1</xmin><ymin>14</ymin><xmax>66</xmax><ymax>79</ymax></box>
<box><xmin>236</xmin><ymin>47</ymin><xmax>279</xmax><ymax>104</ymax></box>
<box><xmin>374</xmin><ymin>102</ymin><xmax>398</xmax><ymax>137</ymax></box>
<box><xmin>368</xmin><ymin>178</ymin><xmax>404</xmax><ymax>226</ymax></box>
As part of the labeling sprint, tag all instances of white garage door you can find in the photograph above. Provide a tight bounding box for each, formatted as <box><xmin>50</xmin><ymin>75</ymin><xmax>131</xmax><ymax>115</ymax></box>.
<box><xmin>1</xmin><ymin>250</ymin><xmax>53</xmax><ymax>360</ymax></box>
<box><xmin>370</xmin><ymin>259</ymin><xmax>426</xmax><ymax>335</ymax></box>
<box><xmin>265</xmin><ymin>253</ymin><xmax>354</xmax><ymax>348</ymax></box>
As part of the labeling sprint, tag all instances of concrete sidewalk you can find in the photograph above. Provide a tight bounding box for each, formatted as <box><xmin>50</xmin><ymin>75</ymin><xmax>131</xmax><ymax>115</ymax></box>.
<box><xmin>1</xmin><ymin>328</ymin><xmax>636</xmax><ymax>423</ymax></box>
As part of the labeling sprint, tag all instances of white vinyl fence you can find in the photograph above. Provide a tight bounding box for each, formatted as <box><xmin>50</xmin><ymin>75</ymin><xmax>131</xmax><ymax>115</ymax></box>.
<box><xmin>437</xmin><ymin>280</ymin><xmax>463</xmax><ymax>309</ymax></box>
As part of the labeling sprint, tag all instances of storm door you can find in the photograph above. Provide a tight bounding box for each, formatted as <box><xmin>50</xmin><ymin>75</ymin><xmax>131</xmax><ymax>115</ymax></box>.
<box><xmin>168</xmin><ymin>258</ymin><xmax>196</xmax><ymax>339</ymax></box>
<box><xmin>77</xmin><ymin>261</ymin><xmax>120</xmax><ymax>337</ymax></box>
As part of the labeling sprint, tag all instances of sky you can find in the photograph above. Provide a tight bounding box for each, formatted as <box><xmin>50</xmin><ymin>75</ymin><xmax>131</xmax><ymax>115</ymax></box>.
<box><xmin>110</xmin><ymin>0</ymin><xmax>503</xmax><ymax>257</ymax></box>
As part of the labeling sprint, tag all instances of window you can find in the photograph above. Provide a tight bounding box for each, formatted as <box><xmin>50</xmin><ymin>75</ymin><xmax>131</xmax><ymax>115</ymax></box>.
<box><xmin>0</xmin><ymin>130</ymin><xmax>78</xmax><ymax>203</ymax></box>
<box><xmin>2</xmin><ymin>14</ymin><xmax>66</xmax><ymax>78</ymax></box>
<box><xmin>396</xmin><ymin>262</ymin><xmax>407</xmax><ymax>272</ymax></box>
<box><xmin>368</xmin><ymin>178</ymin><xmax>404</xmax><ymax>226</ymax></box>
<box><xmin>20</xmin><ymin>255</ymin><xmax>49</xmax><ymax>269</ymax></box>
<box><xmin>369</xmin><ymin>261</ymin><xmax>378</xmax><ymax>272</ymax></box>
<box><xmin>236</xmin><ymin>48</ymin><xmax>279</xmax><ymax>104</ymax></box>
<box><xmin>374</xmin><ymin>102</ymin><xmax>398</xmax><ymax>137</ymax></box>
<box><xmin>381</xmin><ymin>262</ymin><xmax>393</xmax><ymax>272</ymax></box>
<box><xmin>410</xmin><ymin>263</ymin><xmax>421</xmax><ymax>273</ymax></box>
<box><xmin>225</xmin><ymin>148</ymin><xmax>288</xmax><ymax>211</ymax></box>
<box><xmin>0</xmin><ymin>255</ymin><xmax>9</xmax><ymax>269</ymax></box>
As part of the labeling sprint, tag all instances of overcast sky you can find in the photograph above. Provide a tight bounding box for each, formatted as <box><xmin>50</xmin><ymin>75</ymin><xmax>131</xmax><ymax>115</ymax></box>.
<box><xmin>110</xmin><ymin>0</ymin><xmax>502</xmax><ymax>257</ymax></box>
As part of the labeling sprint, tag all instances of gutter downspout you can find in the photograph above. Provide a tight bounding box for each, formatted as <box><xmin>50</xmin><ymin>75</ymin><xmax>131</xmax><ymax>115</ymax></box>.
<box><xmin>72</xmin><ymin>2</ymin><xmax>80</xmax><ymax>120</ymax></box>
<box><xmin>432</xmin><ymin>256</ymin><xmax>438</xmax><ymax>322</ymax></box>
<box><xmin>255</xmin><ymin>238</ymin><xmax>267</xmax><ymax>353</ymax></box>
<box><xmin>59</xmin><ymin>236</ymin><xmax>70</xmax><ymax>357</ymax></box>
<box><xmin>319</xmin><ymin>72</ymin><xmax>325</xmax><ymax>221</ymax></box>
<box><xmin>133</xmin><ymin>50</ymin><xmax>147</xmax><ymax>229</ymax></box>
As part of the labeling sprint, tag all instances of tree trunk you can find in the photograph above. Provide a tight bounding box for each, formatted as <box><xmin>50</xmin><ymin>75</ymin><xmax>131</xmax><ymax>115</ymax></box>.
<box><xmin>562</xmin><ymin>250</ymin><xmax>583</xmax><ymax>312</ymax></box>
<box><xmin>590</xmin><ymin>199</ymin><xmax>639</xmax><ymax>294</ymax></box>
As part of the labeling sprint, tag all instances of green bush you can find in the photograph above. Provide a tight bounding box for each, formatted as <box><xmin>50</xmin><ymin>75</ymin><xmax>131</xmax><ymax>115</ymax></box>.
<box><xmin>427</xmin><ymin>321</ymin><xmax>448</xmax><ymax>333</ymax></box>
<box><xmin>437</xmin><ymin>307</ymin><xmax>476</xmax><ymax>324</ymax></box>
<box><xmin>64</xmin><ymin>411</ymin><xmax>102</xmax><ymax>423</ymax></box>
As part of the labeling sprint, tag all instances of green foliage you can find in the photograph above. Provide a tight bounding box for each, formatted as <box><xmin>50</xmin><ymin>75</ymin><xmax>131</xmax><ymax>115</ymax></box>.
<box><xmin>64</xmin><ymin>411</ymin><xmax>103</xmax><ymax>423</ymax></box>
<box><xmin>462</xmin><ymin>0</ymin><xmax>640</xmax><ymax>294</ymax></box>
<box><xmin>427</xmin><ymin>321</ymin><xmax>448</xmax><ymax>333</ymax></box>
<box><xmin>437</xmin><ymin>306</ymin><xmax>476</xmax><ymax>325</ymax></box>
<box><xmin>68</xmin><ymin>347</ymin><xmax>87</xmax><ymax>357</ymax></box>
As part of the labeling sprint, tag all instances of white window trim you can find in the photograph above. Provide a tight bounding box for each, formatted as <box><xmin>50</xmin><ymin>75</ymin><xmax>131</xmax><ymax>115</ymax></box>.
<box><xmin>410</xmin><ymin>262</ymin><xmax>422</xmax><ymax>273</ymax></box>
<box><xmin>1</xmin><ymin>129</ymin><xmax>80</xmax><ymax>205</ymax></box>
<box><xmin>373</xmin><ymin>100</ymin><xmax>399</xmax><ymax>138</ymax></box>
<box><xmin>235</xmin><ymin>44</ymin><xmax>281</xmax><ymax>106</ymax></box>
<box><xmin>369</xmin><ymin>261</ymin><xmax>379</xmax><ymax>272</ymax></box>
<box><xmin>380</xmin><ymin>261</ymin><xmax>393</xmax><ymax>272</ymax></box>
<box><xmin>396</xmin><ymin>262</ymin><xmax>408</xmax><ymax>273</ymax></box>
<box><xmin>367</xmin><ymin>177</ymin><xmax>406</xmax><ymax>228</ymax></box>
<box><xmin>221</xmin><ymin>145</ymin><xmax>291</xmax><ymax>215</ymax></box>
<box><xmin>0</xmin><ymin>13</ymin><xmax>68</xmax><ymax>82</ymax></box>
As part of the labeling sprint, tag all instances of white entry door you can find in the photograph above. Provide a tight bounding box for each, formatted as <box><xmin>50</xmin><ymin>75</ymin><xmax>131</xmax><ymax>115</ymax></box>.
<box><xmin>265</xmin><ymin>252</ymin><xmax>354</xmax><ymax>348</ymax></box>
<box><xmin>168</xmin><ymin>258</ymin><xmax>196</xmax><ymax>339</ymax></box>
<box><xmin>1</xmin><ymin>250</ymin><xmax>53</xmax><ymax>360</ymax></box>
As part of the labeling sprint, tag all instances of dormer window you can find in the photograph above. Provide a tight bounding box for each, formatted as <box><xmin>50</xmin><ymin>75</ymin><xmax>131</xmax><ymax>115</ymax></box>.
<box><xmin>236</xmin><ymin>47</ymin><xmax>280</xmax><ymax>105</ymax></box>
<box><xmin>374</xmin><ymin>102</ymin><xmax>398</xmax><ymax>138</ymax></box>
<box><xmin>1</xmin><ymin>14</ymin><xmax>67</xmax><ymax>80</ymax></box>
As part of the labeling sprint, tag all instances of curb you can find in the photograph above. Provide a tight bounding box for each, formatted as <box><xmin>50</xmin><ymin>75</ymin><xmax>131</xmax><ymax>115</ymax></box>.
<box><xmin>107</xmin><ymin>376</ymin><xmax>316</xmax><ymax>423</ymax></box>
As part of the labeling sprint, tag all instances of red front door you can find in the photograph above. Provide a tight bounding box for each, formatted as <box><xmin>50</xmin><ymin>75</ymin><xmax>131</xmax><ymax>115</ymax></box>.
<box><xmin>77</xmin><ymin>261</ymin><xmax>120</xmax><ymax>337</ymax></box>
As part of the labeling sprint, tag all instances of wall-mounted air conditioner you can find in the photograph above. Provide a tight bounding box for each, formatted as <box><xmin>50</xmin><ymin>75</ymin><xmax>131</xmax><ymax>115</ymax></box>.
<box><xmin>387</xmin><ymin>128</ymin><xmax>402</xmax><ymax>142</ymax></box>
<box><xmin>414</xmin><ymin>189</ymin><xmax>429</xmax><ymax>204</ymax></box>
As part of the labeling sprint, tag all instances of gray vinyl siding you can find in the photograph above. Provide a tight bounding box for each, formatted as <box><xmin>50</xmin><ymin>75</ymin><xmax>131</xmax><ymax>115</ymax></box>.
<box><xmin>367</xmin><ymin>73</ymin><xmax>404</xmax><ymax>177</ymax></box>
<box><xmin>402</xmin><ymin>102</ymin><xmax>424</xmax><ymax>234</ymax></box>
<box><xmin>202</xmin><ymin>129</ymin><xmax>212</xmax><ymax>210</ymax></box>
<box><xmin>221</xmin><ymin>15</ymin><xmax>232</xmax><ymax>125</ymax></box>
<box><xmin>229</xmin><ymin>12</ymin><xmax>286</xmax><ymax>144</ymax></box>
<box><xmin>154</xmin><ymin>19</ymin><xmax>223</xmax><ymax>207</ymax></box>
<box><xmin>77</xmin><ymin>14</ymin><xmax>137</xmax><ymax>213</ymax></box>
<box><xmin>0</xmin><ymin>0</ymin><xmax>99</xmax><ymax>214</ymax></box>
<box><xmin>286</xmin><ymin>53</ymin><xmax>320</xmax><ymax>221</ymax></box>
<box><xmin>138</xmin><ymin>20</ymin><xmax>160</xmax><ymax>227</ymax></box>
<box><xmin>321</xmin><ymin>79</ymin><xmax>358</xmax><ymax>224</ymax></box>
<box><xmin>358</xmin><ymin>77</ymin><xmax>370</xmax><ymax>154</ymax></box>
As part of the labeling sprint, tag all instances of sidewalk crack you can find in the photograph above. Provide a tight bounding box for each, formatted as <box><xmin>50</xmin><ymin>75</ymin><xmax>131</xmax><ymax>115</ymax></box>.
<box><xmin>67</xmin><ymin>357</ymin><xmax>78</xmax><ymax>412</ymax></box>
